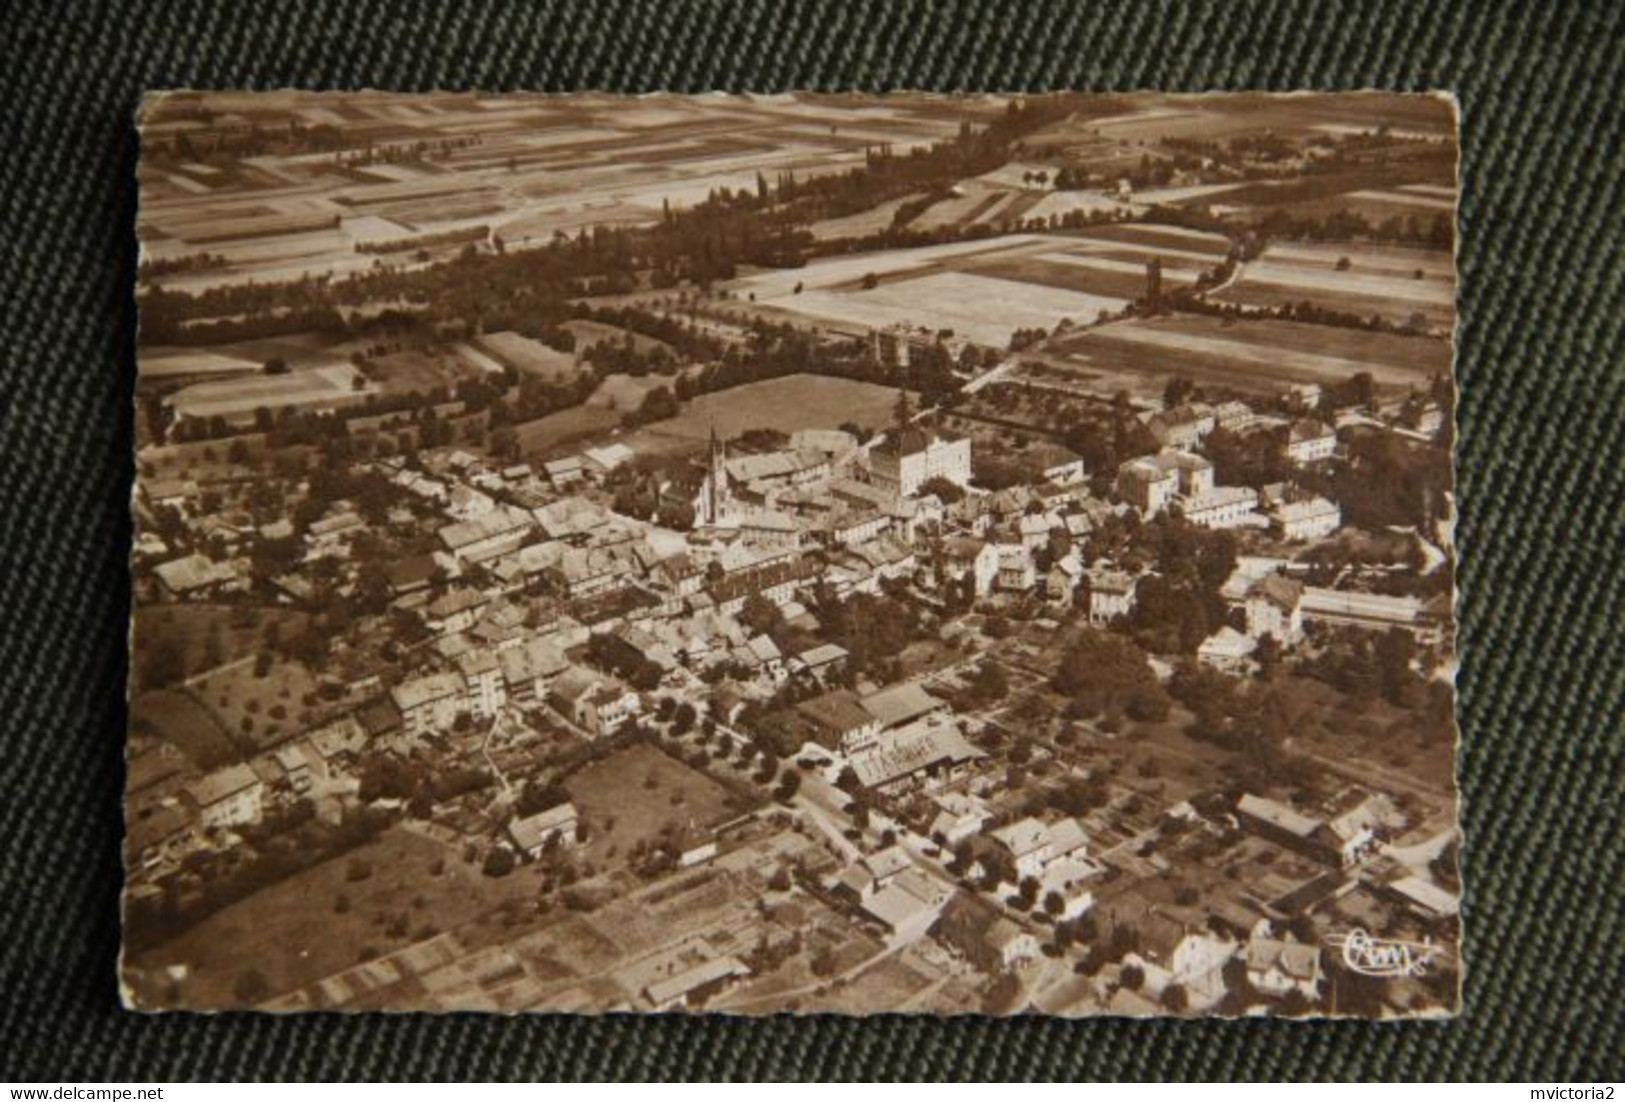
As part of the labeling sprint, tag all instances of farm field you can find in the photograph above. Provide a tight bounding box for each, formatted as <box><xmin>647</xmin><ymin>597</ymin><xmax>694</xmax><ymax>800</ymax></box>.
<box><xmin>565</xmin><ymin>744</ymin><xmax>737</xmax><ymax>869</ymax></box>
<box><xmin>806</xmin><ymin>192</ymin><xmax>925</xmax><ymax>242</ymax></box>
<box><xmin>1041</xmin><ymin>314</ymin><xmax>1450</xmax><ymax>399</ymax></box>
<box><xmin>473</xmin><ymin>330</ymin><xmax>581</xmax><ymax>380</ymax></box>
<box><xmin>795</xmin><ymin>271</ymin><xmax>1126</xmax><ymax>345</ymax></box>
<box><xmin>167</xmin><ymin>362</ymin><xmax>376</xmax><ymax>423</ymax></box>
<box><xmin>621</xmin><ymin>374</ymin><xmax>907</xmax><ymax>452</ymax></box>
<box><xmin>510</xmin><ymin>404</ymin><xmax>622</xmax><ymax>458</ymax></box>
<box><xmin>126</xmin><ymin>825</ymin><xmax>528</xmax><ymax>1009</ymax></box>
<box><xmin>730</xmin><ymin>226</ymin><xmax>1240</xmax><ymax>346</ymax></box>
<box><xmin>585</xmin><ymin>371</ymin><xmax>682</xmax><ymax>411</ymax></box>
<box><xmin>1217</xmin><ymin>242</ymin><xmax>1456</xmax><ymax>328</ymax></box>
<box><xmin>562</xmin><ymin>319</ymin><xmax>674</xmax><ymax>356</ymax></box>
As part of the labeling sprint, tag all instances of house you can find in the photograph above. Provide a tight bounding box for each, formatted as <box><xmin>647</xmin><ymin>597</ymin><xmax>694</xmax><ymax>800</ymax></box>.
<box><xmin>423</xmin><ymin>588</ymin><xmax>490</xmax><ymax>635</ymax></box>
<box><xmin>445</xmin><ymin>485</ymin><xmax>495</xmax><ymax>521</ymax></box>
<box><xmin>1245</xmin><ymin>927</ymin><xmax>1323</xmax><ymax>1000</ymax></box>
<box><xmin>1146</xmin><ymin>402</ymin><xmax>1216</xmax><ymax>449</ymax></box>
<box><xmin>866</xmin><ymin>428</ymin><xmax>972</xmax><ymax>498</ymax></box>
<box><xmin>497</xmin><ymin>638</ymin><xmax>570</xmax><ymax>703</ymax></box>
<box><xmin>737</xmin><ymin>509</ymin><xmax>801</xmax><ymax>550</ymax></box>
<box><xmin>273</xmin><ymin>744</ymin><xmax>314</xmax><ymax>794</ymax></box>
<box><xmin>988</xmin><ymin>918</ymin><xmax>1042</xmax><ymax>968</ymax></box>
<box><xmin>185</xmin><ymin>764</ymin><xmax>265</xmax><ymax>830</ymax></box>
<box><xmin>1284</xmin><ymin>419</ymin><xmax>1337</xmax><ymax>464</ymax></box>
<box><xmin>1087</xmin><ymin>568</ymin><xmax>1139</xmax><ymax>625</ymax></box>
<box><xmin>1245</xmin><ymin>575</ymin><xmax>1305</xmax><ymax>644</ymax></box>
<box><xmin>933</xmin><ymin>892</ymin><xmax>1039</xmax><ymax>972</ymax></box>
<box><xmin>437</xmin><ymin>504</ymin><xmax>533</xmax><ymax>564</ymax></box>
<box><xmin>743</xmin><ymin>634</ymin><xmax>785</xmax><ymax>681</ymax></box>
<box><xmin>305</xmin><ymin>510</ymin><xmax>365</xmax><ymax>558</ymax></box>
<box><xmin>928</xmin><ymin>791</ymin><xmax>991</xmax><ymax>845</ymax></box>
<box><xmin>991</xmin><ymin>542</ymin><xmax>1037</xmax><ymax>592</ymax></box>
<box><xmin>543</xmin><ymin>455</ymin><xmax>585</xmax><ymax>488</ymax></box>
<box><xmin>1271</xmin><ymin>496</ymin><xmax>1342</xmax><ymax>541</ymax></box>
<box><xmin>795</xmin><ymin>689</ymin><xmax>882</xmax><ymax>754</ymax></box>
<box><xmin>456</xmin><ymin>650</ymin><xmax>506</xmax><ymax>719</ymax></box>
<box><xmin>1213</xmin><ymin>400</ymin><xmax>1258</xmax><ymax>432</ymax></box>
<box><xmin>1121</xmin><ymin>913</ymin><xmax>1237</xmax><ymax>1008</ymax></box>
<box><xmin>1197</xmin><ymin>625</ymin><xmax>1258</xmax><ymax>672</ymax></box>
<box><xmin>1386</xmin><ymin>875</ymin><xmax>1461</xmax><ymax>921</ymax></box>
<box><xmin>153</xmin><ymin>553</ymin><xmax>240</xmax><ymax>598</ymax></box>
<box><xmin>847</xmin><ymin>717</ymin><xmax>984</xmax><ymax>794</ymax></box>
<box><xmin>1046</xmin><ymin>552</ymin><xmax>1085</xmax><ymax>608</ymax></box>
<box><xmin>860</xmin><ymin>869</ymin><xmax>951</xmax><ymax>942</ymax></box>
<box><xmin>860</xmin><ymin>682</ymin><xmax>946</xmax><ymax>734</ymax></box>
<box><xmin>582</xmin><ymin>443</ymin><xmax>635</xmax><ymax>479</ymax></box>
<box><xmin>509</xmin><ymin>802</ymin><xmax>579</xmax><ymax>857</ymax></box>
<box><xmin>391</xmin><ymin>671</ymin><xmax>465</xmax><ymax>737</ymax></box>
<box><xmin>1235</xmin><ymin>794</ymin><xmax>1347</xmax><ymax>867</ymax></box>
<box><xmin>1180</xmin><ymin>486</ymin><xmax>1259</xmax><ymax>529</ymax></box>
<box><xmin>384</xmin><ymin>554</ymin><xmax>438</xmax><ymax>596</ymax></box>
<box><xmin>550</xmin><ymin>668</ymin><xmax>639</xmax><ymax>736</ymax></box>
<box><xmin>990</xmin><ymin>817</ymin><xmax>1052</xmax><ymax>879</ymax></box>
<box><xmin>1117</xmin><ymin>451</ymin><xmax>1213</xmax><ymax>516</ymax></box>
<box><xmin>644</xmin><ymin>956</ymin><xmax>749</xmax><ymax>1011</ymax></box>
<box><xmin>790</xmin><ymin>642</ymin><xmax>849</xmax><ymax>685</ymax></box>
<box><xmin>941</xmin><ymin>537</ymin><xmax>1001</xmax><ymax>598</ymax></box>
<box><xmin>989</xmin><ymin>816</ymin><xmax>1091</xmax><ymax>881</ymax></box>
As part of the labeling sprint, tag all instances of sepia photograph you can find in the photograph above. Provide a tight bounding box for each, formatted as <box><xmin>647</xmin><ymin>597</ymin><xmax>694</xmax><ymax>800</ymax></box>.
<box><xmin>123</xmin><ymin>91</ymin><xmax>1460</xmax><ymax>1017</ymax></box>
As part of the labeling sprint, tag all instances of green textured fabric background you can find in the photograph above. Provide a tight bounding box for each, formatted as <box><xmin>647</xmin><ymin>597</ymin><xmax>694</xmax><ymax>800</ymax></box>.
<box><xmin>1</xmin><ymin>0</ymin><xmax>1620</xmax><ymax>1081</ymax></box>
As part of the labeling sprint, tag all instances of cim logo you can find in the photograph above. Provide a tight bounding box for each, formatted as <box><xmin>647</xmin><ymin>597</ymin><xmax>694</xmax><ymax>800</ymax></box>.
<box><xmin>1325</xmin><ymin>929</ymin><xmax>1443</xmax><ymax>978</ymax></box>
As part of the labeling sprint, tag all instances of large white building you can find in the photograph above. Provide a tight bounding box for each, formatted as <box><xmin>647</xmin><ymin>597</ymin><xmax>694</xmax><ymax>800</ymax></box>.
<box><xmin>1271</xmin><ymin>496</ymin><xmax>1342</xmax><ymax>541</ymax></box>
<box><xmin>1285</xmin><ymin>419</ymin><xmax>1337</xmax><ymax>464</ymax></box>
<box><xmin>1117</xmin><ymin>450</ymin><xmax>1214</xmax><ymax>516</ymax></box>
<box><xmin>867</xmin><ymin>428</ymin><xmax>972</xmax><ymax>498</ymax></box>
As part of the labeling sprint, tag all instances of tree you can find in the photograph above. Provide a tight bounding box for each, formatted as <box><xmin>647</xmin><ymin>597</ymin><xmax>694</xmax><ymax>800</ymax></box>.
<box><xmin>860</xmin><ymin>272</ymin><xmax>879</xmax><ymax>290</ymax></box>
<box><xmin>1120</xmin><ymin>964</ymin><xmax>1145</xmax><ymax>991</ymax></box>
<box><xmin>262</xmin><ymin>357</ymin><xmax>290</xmax><ymax>376</ymax></box>
<box><xmin>482</xmin><ymin>847</ymin><xmax>516</xmax><ymax>878</ymax></box>
<box><xmin>1160</xmin><ymin>983</ymin><xmax>1189</xmax><ymax>1012</ymax></box>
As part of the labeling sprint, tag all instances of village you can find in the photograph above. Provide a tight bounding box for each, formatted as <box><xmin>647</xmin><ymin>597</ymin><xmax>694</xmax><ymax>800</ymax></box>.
<box><xmin>124</xmin><ymin>92</ymin><xmax>1461</xmax><ymax>1017</ymax></box>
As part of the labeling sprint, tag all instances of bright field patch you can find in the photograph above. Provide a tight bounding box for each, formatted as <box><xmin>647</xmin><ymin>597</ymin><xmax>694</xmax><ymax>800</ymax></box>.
<box><xmin>623</xmin><ymin>374</ymin><xmax>906</xmax><ymax>451</ymax></box>
<box><xmin>789</xmin><ymin>271</ymin><xmax>1126</xmax><ymax>345</ymax></box>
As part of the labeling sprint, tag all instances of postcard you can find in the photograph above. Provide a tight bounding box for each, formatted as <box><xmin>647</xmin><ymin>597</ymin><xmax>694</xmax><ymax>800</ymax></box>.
<box><xmin>124</xmin><ymin>91</ymin><xmax>1460</xmax><ymax>1016</ymax></box>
